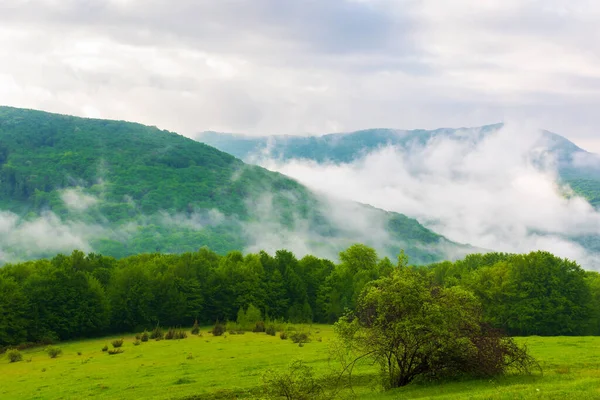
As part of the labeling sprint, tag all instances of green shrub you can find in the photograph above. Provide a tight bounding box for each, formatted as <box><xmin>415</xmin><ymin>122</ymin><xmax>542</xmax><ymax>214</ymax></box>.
<box><xmin>226</xmin><ymin>321</ymin><xmax>239</xmax><ymax>333</ymax></box>
<box><xmin>266</xmin><ymin>325</ymin><xmax>276</xmax><ymax>336</ymax></box>
<box><xmin>290</xmin><ymin>332</ymin><xmax>310</xmax><ymax>345</ymax></box>
<box><xmin>262</xmin><ymin>360</ymin><xmax>325</xmax><ymax>399</ymax></box>
<box><xmin>150</xmin><ymin>327</ymin><xmax>164</xmax><ymax>340</ymax></box>
<box><xmin>108</xmin><ymin>348</ymin><xmax>123</xmax><ymax>355</ymax></box>
<box><xmin>279</xmin><ymin>332</ymin><xmax>288</xmax><ymax>340</ymax></box>
<box><xmin>191</xmin><ymin>320</ymin><xmax>200</xmax><ymax>335</ymax></box>
<box><xmin>111</xmin><ymin>339</ymin><xmax>124</xmax><ymax>348</ymax></box>
<box><xmin>141</xmin><ymin>330</ymin><xmax>149</xmax><ymax>342</ymax></box>
<box><xmin>253</xmin><ymin>321</ymin><xmax>266</xmax><ymax>333</ymax></box>
<box><xmin>212</xmin><ymin>321</ymin><xmax>226</xmax><ymax>336</ymax></box>
<box><xmin>101</xmin><ymin>345</ymin><xmax>108</xmax><ymax>352</ymax></box>
<box><xmin>133</xmin><ymin>340</ymin><xmax>141</xmax><ymax>346</ymax></box>
<box><xmin>46</xmin><ymin>346</ymin><xmax>63</xmax><ymax>359</ymax></box>
<box><xmin>7</xmin><ymin>349</ymin><xmax>22</xmax><ymax>363</ymax></box>
<box><xmin>165</xmin><ymin>328</ymin><xmax>187</xmax><ymax>340</ymax></box>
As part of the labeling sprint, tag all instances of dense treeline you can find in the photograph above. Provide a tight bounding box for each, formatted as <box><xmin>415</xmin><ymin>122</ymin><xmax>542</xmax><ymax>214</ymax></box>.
<box><xmin>0</xmin><ymin>245</ymin><xmax>599</xmax><ymax>348</ymax></box>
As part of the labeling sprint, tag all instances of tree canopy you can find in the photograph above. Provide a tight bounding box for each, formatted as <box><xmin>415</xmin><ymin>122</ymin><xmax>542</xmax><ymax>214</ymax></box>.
<box><xmin>334</xmin><ymin>267</ymin><xmax>539</xmax><ymax>388</ymax></box>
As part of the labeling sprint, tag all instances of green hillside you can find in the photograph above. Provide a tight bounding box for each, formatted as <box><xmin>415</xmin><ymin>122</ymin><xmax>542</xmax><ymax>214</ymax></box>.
<box><xmin>0</xmin><ymin>106</ymin><xmax>467</xmax><ymax>263</ymax></box>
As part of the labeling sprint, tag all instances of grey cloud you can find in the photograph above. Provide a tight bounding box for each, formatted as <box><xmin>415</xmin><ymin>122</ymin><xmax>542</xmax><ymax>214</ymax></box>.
<box><xmin>1</xmin><ymin>0</ymin><xmax>600</xmax><ymax>151</ymax></box>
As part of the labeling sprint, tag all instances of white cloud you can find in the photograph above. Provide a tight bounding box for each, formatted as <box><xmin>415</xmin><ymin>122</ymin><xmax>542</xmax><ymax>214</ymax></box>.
<box><xmin>61</xmin><ymin>188</ymin><xmax>99</xmax><ymax>211</ymax></box>
<box><xmin>256</xmin><ymin>123</ymin><xmax>600</xmax><ymax>269</ymax></box>
<box><xmin>0</xmin><ymin>1</ymin><xmax>599</xmax><ymax>152</ymax></box>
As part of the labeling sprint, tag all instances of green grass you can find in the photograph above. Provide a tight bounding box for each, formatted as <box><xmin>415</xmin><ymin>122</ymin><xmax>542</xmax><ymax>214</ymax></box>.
<box><xmin>1</xmin><ymin>326</ymin><xmax>599</xmax><ymax>399</ymax></box>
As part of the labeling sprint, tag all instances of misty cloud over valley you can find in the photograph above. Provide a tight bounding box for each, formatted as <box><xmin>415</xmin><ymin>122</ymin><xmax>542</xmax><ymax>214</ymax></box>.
<box><xmin>230</xmin><ymin>123</ymin><xmax>600</xmax><ymax>269</ymax></box>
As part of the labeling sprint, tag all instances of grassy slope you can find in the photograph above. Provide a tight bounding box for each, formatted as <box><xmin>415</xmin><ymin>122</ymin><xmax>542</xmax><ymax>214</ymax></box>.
<box><xmin>1</xmin><ymin>326</ymin><xmax>599</xmax><ymax>400</ymax></box>
<box><xmin>0</xmin><ymin>106</ymin><xmax>462</xmax><ymax>263</ymax></box>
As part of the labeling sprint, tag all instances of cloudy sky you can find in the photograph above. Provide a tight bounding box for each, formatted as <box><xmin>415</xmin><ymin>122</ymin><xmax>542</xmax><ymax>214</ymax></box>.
<box><xmin>1</xmin><ymin>0</ymin><xmax>599</xmax><ymax>152</ymax></box>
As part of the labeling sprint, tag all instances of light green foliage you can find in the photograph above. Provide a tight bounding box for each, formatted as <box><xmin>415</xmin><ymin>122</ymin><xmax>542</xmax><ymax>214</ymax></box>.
<box><xmin>6</xmin><ymin>349</ymin><xmax>22</xmax><ymax>363</ymax></box>
<box><xmin>335</xmin><ymin>269</ymin><xmax>537</xmax><ymax>388</ymax></box>
<box><xmin>262</xmin><ymin>360</ymin><xmax>325</xmax><ymax>399</ymax></box>
<box><xmin>45</xmin><ymin>346</ymin><xmax>62</xmax><ymax>359</ymax></box>
<box><xmin>1</xmin><ymin>327</ymin><xmax>599</xmax><ymax>399</ymax></box>
<box><xmin>428</xmin><ymin>251</ymin><xmax>594</xmax><ymax>335</ymax></box>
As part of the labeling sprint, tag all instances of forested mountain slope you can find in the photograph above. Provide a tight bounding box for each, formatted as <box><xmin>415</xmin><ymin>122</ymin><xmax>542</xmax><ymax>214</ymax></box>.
<box><xmin>0</xmin><ymin>106</ymin><xmax>469</xmax><ymax>263</ymax></box>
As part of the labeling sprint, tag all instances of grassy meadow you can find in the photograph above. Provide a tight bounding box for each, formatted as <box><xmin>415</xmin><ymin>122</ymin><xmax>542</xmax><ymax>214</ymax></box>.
<box><xmin>1</xmin><ymin>325</ymin><xmax>599</xmax><ymax>400</ymax></box>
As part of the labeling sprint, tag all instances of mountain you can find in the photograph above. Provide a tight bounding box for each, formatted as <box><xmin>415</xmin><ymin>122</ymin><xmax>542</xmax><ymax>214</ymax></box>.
<box><xmin>0</xmin><ymin>106</ymin><xmax>471</xmax><ymax>264</ymax></box>
<box><xmin>196</xmin><ymin>124</ymin><xmax>600</xmax><ymax>262</ymax></box>
<box><xmin>196</xmin><ymin>124</ymin><xmax>600</xmax><ymax>208</ymax></box>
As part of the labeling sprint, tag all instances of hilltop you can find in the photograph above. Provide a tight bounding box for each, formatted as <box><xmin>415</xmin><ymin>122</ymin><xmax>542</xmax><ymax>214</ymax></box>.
<box><xmin>0</xmin><ymin>106</ymin><xmax>469</xmax><ymax>263</ymax></box>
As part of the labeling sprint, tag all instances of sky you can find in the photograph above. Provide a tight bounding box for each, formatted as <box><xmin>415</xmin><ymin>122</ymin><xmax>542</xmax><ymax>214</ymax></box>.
<box><xmin>1</xmin><ymin>0</ymin><xmax>600</xmax><ymax>153</ymax></box>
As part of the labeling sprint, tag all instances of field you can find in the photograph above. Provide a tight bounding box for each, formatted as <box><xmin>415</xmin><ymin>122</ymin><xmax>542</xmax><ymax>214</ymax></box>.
<box><xmin>1</xmin><ymin>326</ymin><xmax>599</xmax><ymax>399</ymax></box>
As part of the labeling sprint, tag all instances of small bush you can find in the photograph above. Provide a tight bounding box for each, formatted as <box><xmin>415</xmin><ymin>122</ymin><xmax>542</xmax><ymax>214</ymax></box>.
<box><xmin>77</xmin><ymin>351</ymin><xmax>82</xmax><ymax>356</ymax></box>
<box><xmin>133</xmin><ymin>340</ymin><xmax>141</xmax><ymax>346</ymax></box>
<box><xmin>135</xmin><ymin>333</ymin><xmax>141</xmax><ymax>340</ymax></box>
<box><xmin>150</xmin><ymin>327</ymin><xmax>164</xmax><ymax>340</ymax></box>
<box><xmin>108</xmin><ymin>348</ymin><xmax>123</xmax><ymax>355</ymax></box>
<box><xmin>7</xmin><ymin>349</ymin><xmax>23</xmax><ymax>363</ymax></box>
<box><xmin>253</xmin><ymin>321</ymin><xmax>266</xmax><ymax>333</ymax></box>
<box><xmin>266</xmin><ymin>325</ymin><xmax>276</xmax><ymax>336</ymax></box>
<box><xmin>279</xmin><ymin>332</ymin><xmax>288</xmax><ymax>340</ymax></box>
<box><xmin>191</xmin><ymin>320</ymin><xmax>200</xmax><ymax>335</ymax></box>
<box><xmin>46</xmin><ymin>346</ymin><xmax>63</xmax><ymax>359</ymax></box>
<box><xmin>262</xmin><ymin>360</ymin><xmax>325</xmax><ymax>399</ymax></box>
<box><xmin>165</xmin><ymin>328</ymin><xmax>187</xmax><ymax>340</ymax></box>
<box><xmin>141</xmin><ymin>330</ymin><xmax>149</xmax><ymax>342</ymax></box>
<box><xmin>111</xmin><ymin>339</ymin><xmax>124</xmax><ymax>348</ymax></box>
<box><xmin>212</xmin><ymin>321</ymin><xmax>226</xmax><ymax>336</ymax></box>
<box><xmin>101</xmin><ymin>345</ymin><xmax>108</xmax><ymax>352</ymax></box>
<box><xmin>229</xmin><ymin>330</ymin><xmax>237</xmax><ymax>335</ymax></box>
<box><xmin>290</xmin><ymin>332</ymin><xmax>311</xmax><ymax>345</ymax></box>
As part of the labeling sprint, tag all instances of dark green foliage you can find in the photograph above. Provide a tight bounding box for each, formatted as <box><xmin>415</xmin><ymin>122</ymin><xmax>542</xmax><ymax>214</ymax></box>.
<box><xmin>111</xmin><ymin>339</ymin><xmax>124</xmax><ymax>348</ymax></box>
<box><xmin>7</xmin><ymin>349</ymin><xmax>22</xmax><ymax>363</ymax></box>
<box><xmin>335</xmin><ymin>268</ymin><xmax>539</xmax><ymax>388</ymax></box>
<box><xmin>290</xmin><ymin>332</ymin><xmax>311</xmax><ymax>345</ymax></box>
<box><xmin>140</xmin><ymin>331</ymin><xmax>149</xmax><ymax>342</ymax></box>
<box><xmin>212</xmin><ymin>322</ymin><xmax>226</xmax><ymax>337</ymax></box>
<box><xmin>108</xmin><ymin>348</ymin><xmax>123</xmax><ymax>355</ymax></box>
<box><xmin>133</xmin><ymin>340</ymin><xmax>141</xmax><ymax>346</ymax></box>
<box><xmin>253</xmin><ymin>321</ymin><xmax>266</xmax><ymax>333</ymax></box>
<box><xmin>165</xmin><ymin>328</ymin><xmax>187</xmax><ymax>340</ymax></box>
<box><xmin>0</xmin><ymin>245</ymin><xmax>598</xmax><ymax>349</ymax></box>
<box><xmin>265</xmin><ymin>325</ymin><xmax>276</xmax><ymax>336</ymax></box>
<box><xmin>150</xmin><ymin>327</ymin><xmax>164</xmax><ymax>340</ymax></box>
<box><xmin>279</xmin><ymin>332</ymin><xmax>288</xmax><ymax>340</ymax></box>
<box><xmin>191</xmin><ymin>320</ymin><xmax>200</xmax><ymax>335</ymax></box>
<box><xmin>101</xmin><ymin>345</ymin><xmax>108</xmax><ymax>352</ymax></box>
<box><xmin>45</xmin><ymin>346</ymin><xmax>62</xmax><ymax>359</ymax></box>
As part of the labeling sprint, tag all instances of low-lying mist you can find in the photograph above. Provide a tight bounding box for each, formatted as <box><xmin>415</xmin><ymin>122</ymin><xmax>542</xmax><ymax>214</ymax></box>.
<box><xmin>255</xmin><ymin>123</ymin><xmax>600</xmax><ymax>270</ymax></box>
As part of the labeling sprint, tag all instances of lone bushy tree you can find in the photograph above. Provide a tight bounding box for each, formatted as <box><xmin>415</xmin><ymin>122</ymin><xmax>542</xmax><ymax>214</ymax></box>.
<box><xmin>334</xmin><ymin>268</ymin><xmax>539</xmax><ymax>388</ymax></box>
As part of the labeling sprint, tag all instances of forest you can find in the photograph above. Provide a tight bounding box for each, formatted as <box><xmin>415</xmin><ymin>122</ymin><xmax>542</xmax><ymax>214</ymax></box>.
<box><xmin>1</xmin><ymin>244</ymin><xmax>599</xmax><ymax>349</ymax></box>
<box><xmin>0</xmin><ymin>106</ymin><xmax>462</xmax><ymax>264</ymax></box>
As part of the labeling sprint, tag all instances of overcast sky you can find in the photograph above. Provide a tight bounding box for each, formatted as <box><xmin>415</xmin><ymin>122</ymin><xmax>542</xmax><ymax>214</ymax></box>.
<box><xmin>1</xmin><ymin>0</ymin><xmax>599</xmax><ymax>152</ymax></box>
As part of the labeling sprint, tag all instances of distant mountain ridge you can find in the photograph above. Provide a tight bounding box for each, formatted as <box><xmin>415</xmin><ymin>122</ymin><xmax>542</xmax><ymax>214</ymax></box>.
<box><xmin>0</xmin><ymin>106</ymin><xmax>472</xmax><ymax>264</ymax></box>
<box><xmin>196</xmin><ymin>124</ymin><xmax>600</xmax><ymax>209</ymax></box>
